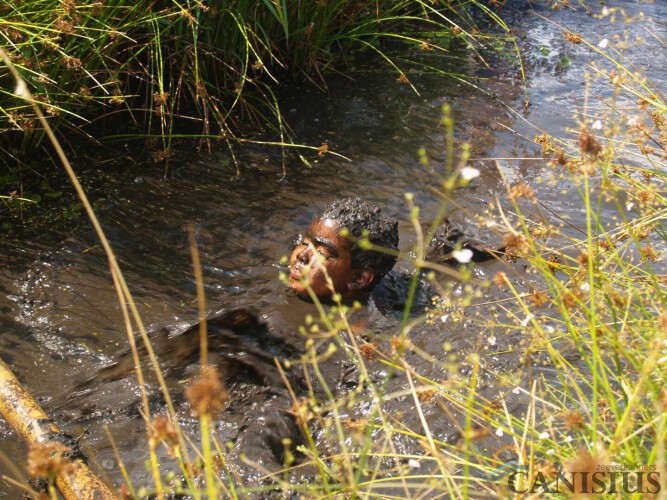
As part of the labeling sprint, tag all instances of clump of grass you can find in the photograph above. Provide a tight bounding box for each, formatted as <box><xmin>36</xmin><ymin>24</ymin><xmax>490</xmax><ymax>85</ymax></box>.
<box><xmin>368</xmin><ymin>12</ymin><xmax>667</xmax><ymax>496</ymax></box>
<box><xmin>0</xmin><ymin>0</ymin><xmax>508</xmax><ymax>167</ymax></box>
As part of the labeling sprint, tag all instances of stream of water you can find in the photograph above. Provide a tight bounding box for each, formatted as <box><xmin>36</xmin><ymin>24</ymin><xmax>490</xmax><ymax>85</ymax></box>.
<box><xmin>1</xmin><ymin>1</ymin><xmax>665</xmax><ymax>496</ymax></box>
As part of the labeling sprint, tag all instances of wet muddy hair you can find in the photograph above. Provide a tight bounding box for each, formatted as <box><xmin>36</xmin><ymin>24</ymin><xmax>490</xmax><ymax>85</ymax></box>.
<box><xmin>319</xmin><ymin>198</ymin><xmax>399</xmax><ymax>287</ymax></box>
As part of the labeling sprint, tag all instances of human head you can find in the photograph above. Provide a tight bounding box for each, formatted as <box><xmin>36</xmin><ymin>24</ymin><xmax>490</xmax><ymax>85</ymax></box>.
<box><xmin>289</xmin><ymin>198</ymin><xmax>399</xmax><ymax>300</ymax></box>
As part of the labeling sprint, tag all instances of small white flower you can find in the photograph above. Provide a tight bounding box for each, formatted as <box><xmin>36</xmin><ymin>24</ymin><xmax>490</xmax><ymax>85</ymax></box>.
<box><xmin>14</xmin><ymin>80</ymin><xmax>28</xmax><ymax>98</ymax></box>
<box><xmin>460</xmin><ymin>166</ymin><xmax>480</xmax><ymax>181</ymax></box>
<box><xmin>513</xmin><ymin>387</ymin><xmax>521</xmax><ymax>394</ymax></box>
<box><xmin>495</xmin><ymin>427</ymin><xmax>504</xmax><ymax>437</ymax></box>
<box><xmin>626</xmin><ymin>201</ymin><xmax>635</xmax><ymax>211</ymax></box>
<box><xmin>539</xmin><ymin>431</ymin><xmax>550</xmax><ymax>439</ymax></box>
<box><xmin>408</xmin><ymin>459</ymin><xmax>421</xmax><ymax>469</ymax></box>
<box><xmin>545</xmin><ymin>325</ymin><xmax>555</xmax><ymax>334</ymax></box>
<box><xmin>565</xmin><ymin>435</ymin><xmax>573</xmax><ymax>443</ymax></box>
<box><xmin>598</xmin><ymin>38</ymin><xmax>609</xmax><ymax>49</ymax></box>
<box><xmin>592</xmin><ymin>119</ymin><xmax>603</xmax><ymax>130</ymax></box>
<box><xmin>521</xmin><ymin>314</ymin><xmax>533</xmax><ymax>327</ymax></box>
<box><xmin>601</xmin><ymin>7</ymin><xmax>610</xmax><ymax>16</ymax></box>
<box><xmin>453</xmin><ymin>248</ymin><xmax>473</xmax><ymax>263</ymax></box>
<box><xmin>547</xmin><ymin>449</ymin><xmax>555</xmax><ymax>455</ymax></box>
<box><xmin>440</xmin><ymin>314</ymin><xmax>449</xmax><ymax>323</ymax></box>
<box><xmin>580</xmin><ymin>282</ymin><xmax>590</xmax><ymax>292</ymax></box>
<box><xmin>488</xmin><ymin>335</ymin><xmax>497</xmax><ymax>346</ymax></box>
<box><xmin>627</xmin><ymin>116</ymin><xmax>639</xmax><ymax>126</ymax></box>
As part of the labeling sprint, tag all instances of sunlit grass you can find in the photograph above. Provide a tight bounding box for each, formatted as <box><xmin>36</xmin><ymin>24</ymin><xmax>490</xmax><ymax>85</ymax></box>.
<box><xmin>0</xmin><ymin>0</ymin><xmax>505</xmax><ymax>166</ymax></box>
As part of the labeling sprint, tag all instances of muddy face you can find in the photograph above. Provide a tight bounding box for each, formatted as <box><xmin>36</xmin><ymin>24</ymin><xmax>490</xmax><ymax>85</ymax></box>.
<box><xmin>289</xmin><ymin>218</ymin><xmax>368</xmax><ymax>299</ymax></box>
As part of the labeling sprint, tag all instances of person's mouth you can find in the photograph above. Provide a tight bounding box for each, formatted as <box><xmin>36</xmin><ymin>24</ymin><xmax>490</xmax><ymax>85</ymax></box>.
<box><xmin>290</xmin><ymin>262</ymin><xmax>305</xmax><ymax>280</ymax></box>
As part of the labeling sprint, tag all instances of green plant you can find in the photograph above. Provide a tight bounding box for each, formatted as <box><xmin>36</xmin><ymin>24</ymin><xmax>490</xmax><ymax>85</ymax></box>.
<box><xmin>0</xmin><ymin>0</ymin><xmax>511</xmax><ymax>169</ymax></box>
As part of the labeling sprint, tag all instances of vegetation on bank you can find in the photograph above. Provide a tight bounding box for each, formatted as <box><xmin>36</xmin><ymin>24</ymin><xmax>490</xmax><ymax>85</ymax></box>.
<box><xmin>0</xmin><ymin>0</ymin><xmax>502</xmax><ymax>233</ymax></box>
<box><xmin>0</xmin><ymin>0</ymin><xmax>504</xmax><ymax>163</ymax></box>
<box><xmin>1</xmin><ymin>0</ymin><xmax>512</xmax><ymax>236</ymax></box>
<box><xmin>3</xmin><ymin>2</ymin><xmax>667</xmax><ymax>499</ymax></box>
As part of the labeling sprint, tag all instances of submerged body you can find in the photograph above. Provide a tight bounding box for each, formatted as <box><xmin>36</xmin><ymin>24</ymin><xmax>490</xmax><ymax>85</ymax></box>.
<box><xmin>75</xmin><ymin>199</ymin><xmax>400</xmax><ymax>483</ymax></box>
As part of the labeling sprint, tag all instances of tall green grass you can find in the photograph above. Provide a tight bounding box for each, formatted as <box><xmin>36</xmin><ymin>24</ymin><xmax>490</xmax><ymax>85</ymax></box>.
<box><xmin>0</xmin><ymin>0</ymin><xmax>504</xmax><ymax>165</ymax></box>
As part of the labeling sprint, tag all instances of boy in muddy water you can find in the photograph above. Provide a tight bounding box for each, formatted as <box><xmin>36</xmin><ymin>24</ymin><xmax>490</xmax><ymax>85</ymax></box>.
<box><xmin>169</xmin><ymin>199</ymin><xmax>402</xmax><ymax>485</ymax></box>
<box><xmin>82</xmin><ymin>198</ymin><xmax>401</xmax><ymax>486</ymax></box>
<box><xmin>221</xmin><ymin>198</ymin><xmax>402</xmax><ymax>480</ymax></box>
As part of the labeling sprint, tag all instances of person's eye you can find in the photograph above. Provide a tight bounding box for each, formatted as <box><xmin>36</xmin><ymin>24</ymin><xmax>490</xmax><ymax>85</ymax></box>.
<box><xmin>290</xmin><ymin>234</ymin><xmax>305</xmax><ymax>251</ymax></box>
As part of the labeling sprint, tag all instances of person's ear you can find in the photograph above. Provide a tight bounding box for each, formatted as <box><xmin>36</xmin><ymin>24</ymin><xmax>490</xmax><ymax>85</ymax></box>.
<box><xmin>348</xmin><ymin>269</ymin><xmax>374</xmax><ymax>292</ymax></box>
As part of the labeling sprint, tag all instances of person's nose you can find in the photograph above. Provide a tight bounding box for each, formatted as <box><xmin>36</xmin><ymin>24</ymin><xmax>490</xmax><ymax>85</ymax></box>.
<box><xmin>297</xmin><ymin>244</ymin><xmax>312</xmax><ymax>264</ymax></box>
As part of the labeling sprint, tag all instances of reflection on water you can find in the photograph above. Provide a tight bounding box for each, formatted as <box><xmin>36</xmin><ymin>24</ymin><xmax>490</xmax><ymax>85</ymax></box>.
<box><xmin>0</xmin><ymin>0</ymin><xmax>666</xmax><ymax>495</ymax></box>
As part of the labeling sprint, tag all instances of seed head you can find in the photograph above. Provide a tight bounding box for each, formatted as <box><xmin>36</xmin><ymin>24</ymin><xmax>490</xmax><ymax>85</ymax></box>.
<box><xmin>561</xmin><ymin>410</ymin><xmax>585</xmax><ymax>430</ymax></box>
<box><xmin>185</xmin><ymin>365</ymin><xmax>228</xmax><ymax>418</ymax></box>
<box><xmin>579</xmin><ymin>128</ymin><xmax>601</xmax><ymax>156</ymax></box>
<box><xmin>389</xmin><ymin>336</ymin><xmax>412</xmax><ymax>356</ymax></box>
<box><xmin>640</xmin><ymin>244</ymin><xmax>658</xmax><ymax>263</ymax></box>
<box><xmin>528</xmin><ymin>289</ymin><xmax>549</xmax><ymax>308</ymax></box>
<box><xmin>358</xmin><ymin>341</ymin><xmax>377</xmax><ymax>361</ymax></box>
<box><xmin>27</xmin><ymin>442</ymin><xmax>73</xmax><ymax>480</ymax></box>
<box><xmin>149</xmin><ymin>416</ymin><xmax>179</xmax><ymax>454</ymax></box>
<box><xmin>565</xmin><ymin>447</ymin><xmax>608</xmax><ymax>478</ymax></box>
<box><xmin>153</xmin><ymin>91</ymin><xmax>170</xmax><ymax>107</ymax></box>
<box><xmin>508</xmin><ymin>182</ymin><xmax>536</xmax><ymax>202</ymax></box>
<box><xmin>396</xmin><ymin>74</ymin><xmax>410</xmax><ymax>85</ymax></box>
<box><xmin>534</xmin><ymin>133</ymin><xmax>555</xmax><ymax>155</ymax></box>
<box><xmin>503</xmin><ymin>233</ymin><xmax>530</xmax><ymax>259</ymax></box>
<box><xmin>417</xmin><ymin>387</ymin><xmax>439</xmax><ymax>403</ymax></box>
<box><xmin>343</xmin><ymin>417</ymin><xmax>368</xmax><ymax>433</ymax></box>
<box><xmin>492</xmin><ymin>271</ymin><xmax>507</xmax><ymax>288</ymax></box>
<box><xmin>54</xmin><ymin>18</ymin><xmax>74</xmax><ymax>34</ymax></box>
<box><xmin>561</xmin><ymin>288</ymin><xmax>583</xmax><ymax>311</ymax></box>
<box><xmin>287</xmin><ymin>397</ymin><xmax>314</xmax><ymax>426</ymax></box>
<box><xmin>62</xmin><ymin>56</ymin><xmax>82</xmax><ymax>69</ymax></box>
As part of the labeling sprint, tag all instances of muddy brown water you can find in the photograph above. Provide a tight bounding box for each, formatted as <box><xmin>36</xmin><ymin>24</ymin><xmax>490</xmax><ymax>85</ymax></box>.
<box><xmin>1</xmin><ymin>1</ymin><xmax>666</xmax><ymax>496</ymax></box>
